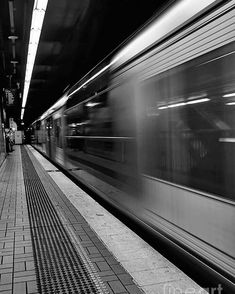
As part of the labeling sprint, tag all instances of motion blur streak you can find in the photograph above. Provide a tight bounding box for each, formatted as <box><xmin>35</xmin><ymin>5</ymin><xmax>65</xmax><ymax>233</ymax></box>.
<box><xmin>30</xmin><ymin>0</ymin><xmax>235</xmax><ymax>291</ymax></box>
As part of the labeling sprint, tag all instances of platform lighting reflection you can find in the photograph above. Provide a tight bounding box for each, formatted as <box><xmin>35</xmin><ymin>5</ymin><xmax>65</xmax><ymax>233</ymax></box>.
<box><xmin>21</xmin><ymin>0</ymin><xmax>48</xmax><ymax>120</ymax></box>
<box><xmin>226</xmin><ymin>102</ymin><xmax>235</xmax><ymax>106</ymax></box>
<box><xmin>219</xmin><ymin>138</ymin><xmax>235</xmax><ymax>143</ymax></box>
<box><xmin>223</xmin><ymin>93</ymin><xmax>235</xmax><ymax>98</ymax></box>
<box><xmin>39</xmin><ymin>94</ymin><xmax>68</xmax><ymax>121</ymax></box>
<box><xmin>158</xmin><ymin>98</ymin><xmax>210</xmax><ymax>110</ymax></box>
<box><xmin>68</xmin><ymin>64</ymin><xmax>111</xmax><ymax>98</ymax></box>
<box><xmin>112</xmin><ymin>0</ymin><xmax>216</xmax><ymax>68</ymax></box>
<box><xmin>86</xmin><ymin>102</ymin><xmax>101</xmax><ymax>107</ymax></box>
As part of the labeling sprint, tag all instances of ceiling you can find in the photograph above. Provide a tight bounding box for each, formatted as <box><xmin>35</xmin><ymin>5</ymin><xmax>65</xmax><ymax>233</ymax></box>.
<box><xmin>0</xmin><ymin>0</ymin><xmax>167</xmax><ymax>128</ymax></box>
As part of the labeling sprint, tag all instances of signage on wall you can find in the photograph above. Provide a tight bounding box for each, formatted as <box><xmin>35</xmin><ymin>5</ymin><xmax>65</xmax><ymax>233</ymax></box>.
<box><xmin>5</xmin><ymin>89</ymin><xmax>16</xmax><ymax>106</ymax></box>
<box><xmin>9</xmin><ymin>118</ymin><xmax>17</xmax><ymax>131</ymax></box>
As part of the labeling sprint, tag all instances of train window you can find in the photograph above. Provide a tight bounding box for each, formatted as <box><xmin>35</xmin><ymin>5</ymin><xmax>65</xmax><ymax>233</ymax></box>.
<box><xmin>54</xmin><ymin>118</ymin><xmax>62</xmax><ymax>148</ymax></box>
<box><xmin>38</xmin><ymin>120</ymin><xmax>46</xmax><ymax>145</ymax></box>
<box><xmin>66</xmin><ymin>98</ymin><xmax>103</xmax><ymax>137</ymax></box>
<box><xmin>65</xmin><ymin>92</ymin><xmax>119</xmax><ymax>161</ymax></box>
<box><xmin>141</xmin><ymin>43</ymin><xmax>235</xmax><ymax>200</ymax></box>
<box><xmin>30</xmin><ymin>126</ymin><xmax>36</xmax><ymax>143</ymax></box>
<box><xmin>67</xmin><ymin>62</ymin><xmax>110</xmax><ymax>109</ymax></box>
<box><xmin>36</xmin><ymin>121</ymin><xmax>41</xmax><ymax>130</ymax></box>
<box><xmin>85</xmin><ymin>93</ymin><xmax>112</xmax><ymax>136</ymax></box>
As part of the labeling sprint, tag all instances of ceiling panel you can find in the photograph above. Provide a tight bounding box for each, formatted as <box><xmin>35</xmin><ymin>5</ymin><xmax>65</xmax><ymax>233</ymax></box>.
<box><xmin>0</xmin><ymin>0</ymin><xmax>168</xmax><ymax>127</ymax></box>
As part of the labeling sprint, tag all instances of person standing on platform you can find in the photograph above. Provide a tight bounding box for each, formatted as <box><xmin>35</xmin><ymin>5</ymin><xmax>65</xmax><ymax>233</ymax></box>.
<box><xmin>9</xmin><ymin>128</ymin><xmax>15</xmax><ymax>151</ymax></box>
<box><xmin>5</xmin><ymin>129</ymin><xmax>14</xmax><ymax>153</ymax></box>
<box><xmin>5</xmin><ymin>130</ymin><xmax>11</xmax><ymax>153</ymax></box>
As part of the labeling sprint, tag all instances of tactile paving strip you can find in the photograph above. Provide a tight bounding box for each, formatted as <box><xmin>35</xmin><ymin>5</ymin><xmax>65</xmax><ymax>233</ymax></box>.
<box><xmin>21</xmin><ymin>146</ymin><xmax>109</xmax><ymax>294</ymax></box>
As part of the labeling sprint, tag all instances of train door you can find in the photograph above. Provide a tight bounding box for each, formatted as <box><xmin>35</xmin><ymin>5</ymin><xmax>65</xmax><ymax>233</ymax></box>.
<box><xmin>40</xmin><ymin>120</ymin><xmax>46</xmax><ymax>153</ymax></box>
<box><xmin>45</xmin><ymin>117</ymin><xmax>52</xmax><ymax>157</ymax></box>
<box><xmin>52</xmin><ymin>110</ymin><xmax>64</xmax><ymax>165</ymax></box>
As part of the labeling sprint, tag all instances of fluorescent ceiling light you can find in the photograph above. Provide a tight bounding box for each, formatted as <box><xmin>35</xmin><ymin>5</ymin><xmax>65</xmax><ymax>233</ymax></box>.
<box><xmin>8</xmin><ymin>35</ymin><xmax>18</xmax><ymax>40</ymax></box>
<box><xmin>20</xmin><ymin>108</ymin><xmax>25</xmax><ymax>120</ymax></box>
<box><xmin>35</xmin><ymin>0</ymin><xmax>48</xmax><ymax>10</ymax></box>
<box><xmin>21</xmin><ymin>0</ymin><xmax>48</xmax><ymax>118</ymax></box>
<box><xmin>223</xmin><ymin>93</ymin><xmax>235</xmax><ymax>98</ymax></box>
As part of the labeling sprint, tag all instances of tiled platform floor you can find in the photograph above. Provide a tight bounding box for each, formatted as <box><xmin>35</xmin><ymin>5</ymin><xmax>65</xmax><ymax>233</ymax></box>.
<box><xmin>0</xmin><ymin>145</ymin><xmax>207</xmax><ymax>294</ymax></box>
<box><xmin>0</xmin><ymin>147</ymin><xmax>37</xmax><ymax>294</ymax></box>
<box><xmin>0</xmin><ymin>146</ymin><xmax>144</xmax><ymax>294</ymax></box>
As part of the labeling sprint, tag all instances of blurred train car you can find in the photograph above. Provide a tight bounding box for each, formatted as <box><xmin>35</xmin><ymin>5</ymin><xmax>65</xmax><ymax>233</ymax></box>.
<box><xmin>31</xmin><ymin>0</ymin><xmax>235</xmax><ymax>289</ymax></box>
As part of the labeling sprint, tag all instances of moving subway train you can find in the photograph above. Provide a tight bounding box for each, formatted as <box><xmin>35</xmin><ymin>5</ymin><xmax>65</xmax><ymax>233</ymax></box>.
<box><xmin>31</xmin><ymin>0</ymin><xmax>235</xmax><ymax>289</ymax></box>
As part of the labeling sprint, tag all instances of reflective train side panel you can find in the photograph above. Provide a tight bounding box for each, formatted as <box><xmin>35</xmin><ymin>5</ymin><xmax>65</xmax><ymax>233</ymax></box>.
<box><xmin>31</xmin><ymin>0</ymin><xmax>235</xmax><ymax>287</ymax></box>
<box><xmin>109</xmin><ymin>0</ymin><xmax>235</xmax><ymax>279</ymax></box>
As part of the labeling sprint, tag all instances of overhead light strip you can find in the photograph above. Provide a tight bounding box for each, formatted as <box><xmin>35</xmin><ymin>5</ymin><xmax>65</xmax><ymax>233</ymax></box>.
<box><xmin>21</xmin><ymin>0</ymin><xmax>48</xmax><ymax>120</ymax></box>
<box><xmin>20</xmin><ymin>108</ymin><xmax>25</xmax><ymax>120</ymax></box>
<box><xmin>223</xmin><ymin>92</ymin><xmax>235</xmax><ymax>98</ymax></box>
<box><xmin>158</xmin><ymin>98</ymin><xmax>210</xmax><ymax>109</ymax></box>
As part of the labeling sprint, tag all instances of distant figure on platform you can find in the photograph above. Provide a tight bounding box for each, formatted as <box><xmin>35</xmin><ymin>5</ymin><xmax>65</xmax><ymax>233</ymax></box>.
<box><xmin>5</xmin><ymin>129</ymin><xmax>14</xmax><ymax>153</ymax></box>
<box><xmin>5</xmin><ymin>130</ymin><xmax>11</xmax><ymax>153</ymax></box>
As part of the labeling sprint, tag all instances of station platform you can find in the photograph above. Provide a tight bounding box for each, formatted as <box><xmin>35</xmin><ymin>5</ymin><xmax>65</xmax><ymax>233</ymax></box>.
<box><xmin>0</xmin><ymin>145</ymin><xmax>206</xmax><ymax>294</ymax></box>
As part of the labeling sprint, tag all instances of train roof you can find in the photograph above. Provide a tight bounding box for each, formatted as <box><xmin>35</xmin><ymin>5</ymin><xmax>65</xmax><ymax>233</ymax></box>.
<box><xmin>111</xmin><ymin>0</ymin><xmax>220</xmax><ymax>69</ymax></box>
